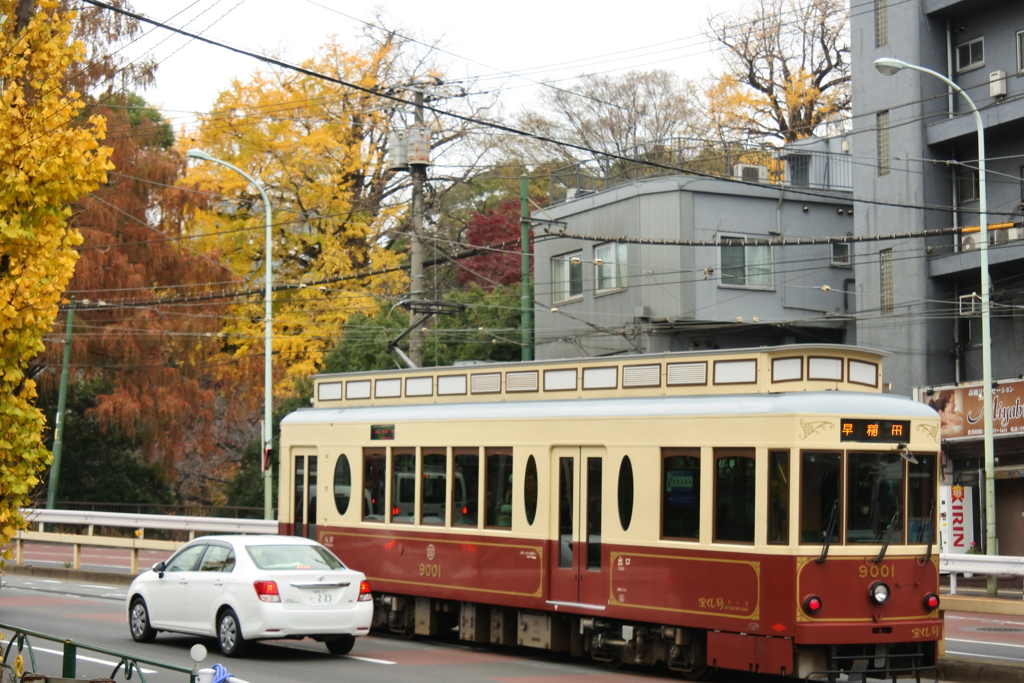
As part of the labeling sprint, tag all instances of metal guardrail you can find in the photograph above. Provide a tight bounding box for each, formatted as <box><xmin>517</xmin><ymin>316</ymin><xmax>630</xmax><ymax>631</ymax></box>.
<box><xmin>22</xmin><ymin>509</ymin><xmax>277</xmax><ymax>534</ymax></box>
<box><xmin>15</xmin><ymin>509</ymin><xmax>277</xmax><ymax>574</ymax></box>
<box><xmin>940</xmin><ymin>553</ymin><xmax>1024</xmax><ymax>597</ymax></box>
<box><xmin>0</xmin><ymin>621</ymin><xmax>196</xmax><ymax>682</ymax></box>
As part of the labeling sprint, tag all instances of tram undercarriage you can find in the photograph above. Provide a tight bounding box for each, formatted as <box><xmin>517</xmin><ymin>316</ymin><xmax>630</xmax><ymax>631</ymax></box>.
<box><xmin>372</xmin><ymin>593</ymin><xmax>937</xmax><ymax>680</ymax></box>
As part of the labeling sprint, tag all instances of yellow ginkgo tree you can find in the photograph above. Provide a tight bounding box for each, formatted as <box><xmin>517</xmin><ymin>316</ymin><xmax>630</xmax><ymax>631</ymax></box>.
<box><xmin>182</xmin><ymin>37</ymin><xmax>415</xmax><ymax>390</ymax></box>
<box><xmin>0</xmin><ymin>0</ymin><xmax>113</xmax><ymax>555</ymax></box>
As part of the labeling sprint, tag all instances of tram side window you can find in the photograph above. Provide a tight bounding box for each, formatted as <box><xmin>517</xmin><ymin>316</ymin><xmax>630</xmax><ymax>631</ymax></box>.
<box><xmin>907</xmin><ymin>455</ymin><xmax>937</xmax><ymax>544</ymax></box>
<box><xmin>392</xmin><ymin>448</ymin><xmax>416</xmax><ymax>524</ymax></box>
<box><xmin>847</xmin><ymin>452</ymin><xmax>904</xmax><ymax>543</ymax></box>
<box><xmin>714</xmin><ymin>448</ymin><xmax>755</xmax><ymax>543</ymax></box>
<box><xmin>363</xmin><ymin>448</ymin><xmax>386</xmax><ymax>522</ymax></box>
<box><xmin>768</xmin><ymin>450</ymin><xmax>789</xmax><ymax>544</ymax></box>
<box><xmin>453</xmin><ymin>448</ymin><xmax>480</xmax><ymax>527</ymax></box>
<box><xmin>333</xmin><ymin>453</ymin><xmax>351</xmax><ymax>516</ymax></box>
<box><xmin>421</xmin><ymin>448</ymin><xmax>447</xmax><ymax>525</ymax></box>
<box><xmin>662</xmin><ymin>448</ymin><xmax>700</xmax><ymax>540</ymax></box>
<box><xmin>485</xmin><ymin>448</ymin><xmax>513</xmax><ymax>529</ymax></box>
<box><xmin>801</xmin><ymin>452</ymin><xmax>841</xmax><ymax>543</ymax></box>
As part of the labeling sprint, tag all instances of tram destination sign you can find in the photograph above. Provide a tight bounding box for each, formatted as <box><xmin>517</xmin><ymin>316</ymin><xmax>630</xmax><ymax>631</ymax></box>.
<box><xmin>371</xmin><ymin>424</ymin><xmax>395</xmax><ymax>440</ymax></box>
<box><xmin>839</xmin><ymin>419</ymin><xmax>910</xmax><ymax>443</ymax></box>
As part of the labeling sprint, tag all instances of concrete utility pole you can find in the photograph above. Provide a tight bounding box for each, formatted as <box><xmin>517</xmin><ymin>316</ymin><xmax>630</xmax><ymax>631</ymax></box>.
<box><xmin>47</xmin><ymin>298</ymin><xmax>74</xmax><ymax>511</ymax></box>
<box><xmin>520</xmin><ymin>175</ymin><xmax>533</xmax><ymax>361</ymax></box>
<box><xmin>409</xmin><ymin>86</ymin><xmax>427</xmax><ymax>366</ymax></box>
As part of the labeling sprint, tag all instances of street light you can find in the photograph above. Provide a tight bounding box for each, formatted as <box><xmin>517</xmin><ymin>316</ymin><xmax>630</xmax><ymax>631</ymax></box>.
<box><xmin>874</xmin><ymin>57</ymin><xmax>997</xmax><ymax>592</ymax></box>
<box><xmin>187</xmin><ymin>149</ymin><xmax>275</xmax><ymax>522</ymax></box>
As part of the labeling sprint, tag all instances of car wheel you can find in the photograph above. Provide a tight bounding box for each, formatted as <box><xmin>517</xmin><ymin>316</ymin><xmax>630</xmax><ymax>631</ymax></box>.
<box><xmin>217</xmin><ymin>608</ymin><xmax>249</xmax><ymax>657</ymax></box>
<box><xmin>325</xmin><ymin>635</ymin><xmax>355</xmax><ymax>655</ymax></box>
<box><xmin>129</xmin><ymin>597</ymin><xmax>157</xmax><ymax>643</ymax></box>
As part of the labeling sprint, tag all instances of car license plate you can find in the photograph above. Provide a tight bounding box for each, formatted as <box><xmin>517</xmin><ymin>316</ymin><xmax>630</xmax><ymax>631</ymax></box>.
<box><xmin>308</xmin><ymin>589</ymin><xmax>333</xmax><ymax>604</ymax></box>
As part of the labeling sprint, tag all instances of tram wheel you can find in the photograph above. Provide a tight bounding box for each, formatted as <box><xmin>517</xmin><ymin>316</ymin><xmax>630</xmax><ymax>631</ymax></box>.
<box><xmin>602</xmin><ymin>658</ymin><xmax>624</xmax><ymax>670</ymax></box>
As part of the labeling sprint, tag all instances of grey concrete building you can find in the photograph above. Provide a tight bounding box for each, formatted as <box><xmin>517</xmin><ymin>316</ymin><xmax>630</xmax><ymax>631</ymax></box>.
<box><xmin>851</xmin><ymin>0</ymin><xmax>1024</xmax><ymax>396</ymax></box>
<box><xmin>851</xmin><ymin>0</ymin><xmax>1024</xmax><ymax>555</ymax></box>
<box><xmin>531</xmin><ymin>152</ymin><xmax>857</xmax><ymax>360</ymax></box>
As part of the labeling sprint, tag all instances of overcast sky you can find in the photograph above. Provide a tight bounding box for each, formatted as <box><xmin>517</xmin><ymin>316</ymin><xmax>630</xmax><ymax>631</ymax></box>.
<box><xmin>120</xmin><ymin>0</ymin><xmax>752</xmax><ymax>134</ymax></box>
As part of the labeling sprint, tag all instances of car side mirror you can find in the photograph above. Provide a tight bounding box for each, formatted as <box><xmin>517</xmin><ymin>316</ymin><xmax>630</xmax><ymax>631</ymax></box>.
<box><xmin>152</xmin><ymin>561</ymin><xmax>166</xmax><ymax>577</ymax></box>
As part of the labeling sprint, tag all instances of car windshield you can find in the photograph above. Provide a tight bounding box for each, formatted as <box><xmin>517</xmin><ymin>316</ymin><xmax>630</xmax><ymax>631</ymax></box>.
<box><xmin>245</xmin><ymin>544</ymin><xmax>344</xmax><ymax>571</ymax></box>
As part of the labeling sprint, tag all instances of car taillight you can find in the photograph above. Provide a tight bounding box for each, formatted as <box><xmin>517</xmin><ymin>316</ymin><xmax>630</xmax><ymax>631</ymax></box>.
<box><xmin>254</xmin><ymin>580</ymin><xmax>280</xmax><ymax>602</ymax></box>
<box><xmin>923</xmin><ymin>593</ymin><xmax>940</xmax><ymax>610</ymax></box>
<box><xmin>358</xmin><ymin>579</ymin><xmax>372</xmax><ymax>602</ymax></box>
<box><xmin>804</xmin><ymin>595</ymin><xmax>823</xmax><ymax>615</ymax></box>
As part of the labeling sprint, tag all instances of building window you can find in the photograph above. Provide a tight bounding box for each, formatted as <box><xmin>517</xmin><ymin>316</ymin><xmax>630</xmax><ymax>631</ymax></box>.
<box><xmin>880</xmin><ymin>248</ymin><xmax>894</xmax><ymax>315</ymax></box>
<box><xmin>720</xmin><ymin>236</ymin><xmax>772</xmax><ymax>288</ymax></box>
<box><xmin>957</xmin><ymin>165</ymin><xmax>980</xmax><ymax>204</ymax></box>
<box><xmin>552</xmin><ymin>251</ymin><xmax>583</xmax><ymax>302</ymax></box>
<box><xmin>831</xmin><ymin>242</ymin><xmax>851</xmax><ymax>267</ymax></box>
<box><xmin>875</xmin><ymin>0</ymin><xmax>888</xmax><ymax>48</ymax></box>
<box><xmin>956</xmin><ymin>37</ymin><xmax>984</xmax><ymax>73</ymax></box>
<box><xmin>877</xmin><ymin>111</ymin><xmax>890</xmax><ymax>176</ymax></box>
<box><xmin>1018</xmin><ymin>31</ymin><xmax>1024</xmax><ymax>73</ymax></box>
<box><xmin>595</xmin><ymin>242</ymin><xmax>627</xmax><ymax>292</ymax></box>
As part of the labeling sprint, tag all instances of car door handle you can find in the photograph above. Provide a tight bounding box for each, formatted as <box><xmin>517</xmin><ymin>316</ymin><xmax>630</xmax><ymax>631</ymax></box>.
<box><xmin>213</xmin><ymin>581</ymin><xmax>224</xmax><ymax>587</ymax></box>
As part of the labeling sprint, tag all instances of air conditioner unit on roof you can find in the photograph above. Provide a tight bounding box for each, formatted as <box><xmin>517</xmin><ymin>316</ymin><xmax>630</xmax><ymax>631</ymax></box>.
<box><xmin>734</xmin><ymin>164</ymin><xmax>768</xmax><ymax>183</ymax></box>
<box><xmin>961</xmin><ymin>233</ymin><xmax>978</xmax><ymax>251</ymax></box>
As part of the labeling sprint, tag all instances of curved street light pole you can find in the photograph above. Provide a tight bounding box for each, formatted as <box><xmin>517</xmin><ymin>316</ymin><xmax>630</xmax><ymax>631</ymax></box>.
<box><xmin>187</xmin><ymin>149</ymin><xmax>275</xmax><ymax>522</ymax></box>
<box><xmin>874</xmin><ymin>58</ymin><xmax>996</xmax><ymax>594</ymax></box>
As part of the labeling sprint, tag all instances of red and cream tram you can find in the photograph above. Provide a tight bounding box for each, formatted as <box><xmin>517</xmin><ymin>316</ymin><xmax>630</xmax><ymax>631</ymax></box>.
<box><xmin>279</xmin><ymin>345</ymin><xmax>942</xmax><ymax>679</ymax></box>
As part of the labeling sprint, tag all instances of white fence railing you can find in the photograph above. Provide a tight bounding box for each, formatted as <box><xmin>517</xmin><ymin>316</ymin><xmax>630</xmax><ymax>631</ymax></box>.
<box><xmin>15</xmin><ymin>508</ymin><xmax>277</xmax><ymax>573</ymax></box>
<box><xmin>940</xmin><ymin>553</ymin><xmax>1024</xmax><ymax>597</ymax></box>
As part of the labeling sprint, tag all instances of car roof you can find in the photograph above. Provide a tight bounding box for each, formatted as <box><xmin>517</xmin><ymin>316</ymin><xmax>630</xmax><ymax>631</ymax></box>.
<box><xmin>188</xmin><ymin>535</ymin><xmax>322</xmax><ymax>548</ymax></box>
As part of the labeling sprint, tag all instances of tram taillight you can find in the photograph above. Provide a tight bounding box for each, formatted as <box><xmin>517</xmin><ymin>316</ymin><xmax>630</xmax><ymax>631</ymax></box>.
<box><xmin>923</xmin><ymin>593</ymin><xmax>940</xmax><ymax>610</ymax></box>
<box><xmin>869</xmin><ymin>582</ymin><xmax>891</xmax><ymax>605</ymax></box>
<box><xmin>803</xmin><ymin>595</ymin><xmax>823</xmax><ymax>614</ymax></box>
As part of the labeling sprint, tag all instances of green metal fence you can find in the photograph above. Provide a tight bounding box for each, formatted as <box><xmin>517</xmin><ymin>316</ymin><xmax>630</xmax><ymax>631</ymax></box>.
<box><xmin>0</xmin><ymin>622</ymin><xmax>196</xmax><ymax>683</ymax></box>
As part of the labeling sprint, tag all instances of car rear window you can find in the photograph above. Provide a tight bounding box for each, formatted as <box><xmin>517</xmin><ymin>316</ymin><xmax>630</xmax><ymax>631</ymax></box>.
<box><xmin>245</xmin><ymin>544</ymin><xmax>344</xmax><ymax>571</ymax></box>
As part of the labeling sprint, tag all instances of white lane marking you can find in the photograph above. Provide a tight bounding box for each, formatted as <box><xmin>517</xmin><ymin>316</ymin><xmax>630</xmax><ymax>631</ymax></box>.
<box><xmin>945</xmin><ymin>650</ymin><xmax>1024</xmax><ymax>662</ymax></box>
<box><xmin>947</xmin><ymin>638</ymin><xmax>1024</xmax><ymax>650</ymax></box>
<box><xmin>345</xmin><ymin>655</ymin><xmax>396</xmax><ymax>665</ymax></box>
<box><xmin>39</xmin><ymin>580</ymin><xmax>61</xmax><ymax>584</ymax></box>
<box><xmin>0</xmin><ymin>641</ymin><xmax>156</xmax><ymax>673</ymax></box>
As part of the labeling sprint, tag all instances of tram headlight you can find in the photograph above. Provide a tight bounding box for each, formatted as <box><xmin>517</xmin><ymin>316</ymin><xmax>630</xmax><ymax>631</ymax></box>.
<box><xmin>869</xmin><ymin>582</ymin><xmax>890</xmax><ymax>605</ymax></box>
<box><xmin>923</xmin><ymin>593</ymin><xmax>940</xmax><ymax>611</ymax></box>
<box><xmin>803</xmin><ymin>595</ymin><xmax>823</xmax><ymax>615</ymax></box>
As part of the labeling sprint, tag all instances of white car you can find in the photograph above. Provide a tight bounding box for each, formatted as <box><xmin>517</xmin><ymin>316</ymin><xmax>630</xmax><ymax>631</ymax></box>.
<box><xmin>126</xmin><ymin>535</ymin><xmax>372</xmax><ymax>657</ymax></box>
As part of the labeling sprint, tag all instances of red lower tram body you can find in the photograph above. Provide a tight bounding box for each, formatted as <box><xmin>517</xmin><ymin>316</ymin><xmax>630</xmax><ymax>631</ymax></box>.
<box><xmin>283</xmin><ymin>522</ymin><xmax>941</xmax><ymax>679</ymax></box>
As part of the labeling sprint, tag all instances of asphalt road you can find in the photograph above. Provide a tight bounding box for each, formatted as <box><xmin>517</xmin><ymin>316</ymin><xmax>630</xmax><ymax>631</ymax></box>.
<box><xmin>5</xmin><ymin>543</ymin><xmax>1024</xmax><ymax>682</ymax></box>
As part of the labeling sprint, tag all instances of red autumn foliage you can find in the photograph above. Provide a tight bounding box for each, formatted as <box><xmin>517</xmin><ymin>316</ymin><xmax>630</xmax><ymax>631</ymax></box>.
<box><xmin>455</xmin><ymin>199</ymin><xmax>534</xmax><ymax>290</ymax></box>
<box><xmin>36</xmin><ymin>100</ymin><xmax>264</xmax><ymax>500</ymax></box>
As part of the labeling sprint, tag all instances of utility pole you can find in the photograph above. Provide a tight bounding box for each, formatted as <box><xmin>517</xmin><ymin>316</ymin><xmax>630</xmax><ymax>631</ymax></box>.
<box><xmin>520</xmin><ymin>175</ymin><xmax>533</xmax><ymax>361</ymax></box>
<box><xmin>47</xmin><ymin>298</ymin><xmax>74</xmax><ymax>511</ymax></box>
<box><xmin>409</xmin><ymin>86</ymin><xmax>427</xmax><ymax>366</ymax></box>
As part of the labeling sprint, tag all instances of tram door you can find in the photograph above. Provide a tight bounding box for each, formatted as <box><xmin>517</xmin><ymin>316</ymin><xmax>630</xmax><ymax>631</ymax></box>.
<box><xmin>549</xmin><ymin>446</ymin><xmax>607</xmax><ymax>606</ymax></box>
<box><xmin>292</xmin><ymin>451</ymin><xmax>317</xmax><ymax>540</ymax></box>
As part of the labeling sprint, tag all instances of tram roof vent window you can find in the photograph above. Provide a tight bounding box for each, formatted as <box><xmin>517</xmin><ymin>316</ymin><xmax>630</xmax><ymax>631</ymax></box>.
<box><xmin>375</xmin><ymin>378</ymin><xmax>401</xmax><ymax>398</ymax></box>
<box><xmin>623</xmin><ymin>364</ymin><xmax>661</xmax><ymax>387</ymax></box>
<box><xmin>583</xmin><ymin>366</ymin><xmax>618</xmax><ymax>389</ymax></box>
<box><xmin>506</xmin><ymin>371</ymin><xmax>539</xmax><ymax>392</ymax></box>
<box><xmin>471</xmin><ymin>373</ymin><xmax>501</xmax><ymax>394</ymax></box>
<box><xmin>318</xmin><ymin>381</ymin><xmax>342</xmax><ymax>401</ymax></box>
<box><xmin>438</xmin><ymin>374</ymin><xmax>468</xmax><ymax>395</ymax></box>
<box><xmin>346</xmin><ymin>380</ymin><xmax>371</xmax><ymax>400</ymax></box>
<box><xmin>406</xmin><ymin>376</ymin><xmax>433</xmax><ymax>397</ymax></box>
<box><xmin>544</xmin><ymin>369</ymin><xmax>577</xmax><ymax>391</ymax></box>
<box><xmin>667</xmin><ymin>361</ymin><xmax>707</xmax><ymax>386</ymax></box>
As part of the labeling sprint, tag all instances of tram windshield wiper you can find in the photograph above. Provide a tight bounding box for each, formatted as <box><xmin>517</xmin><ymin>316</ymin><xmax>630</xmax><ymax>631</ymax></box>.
<box><xmin>816</xmin><ymin>499</ymin><xmax>839</xmax><ymax>564</ymax></box>
<box><xmin>920</xmin><ymin>498</ymin><xmax>935</xmax><ymax>564</ymax></box>
<box><xmin>873</xmin><ymin>505</ymin><xmax>902</xmax><ymax>565</ymax></box>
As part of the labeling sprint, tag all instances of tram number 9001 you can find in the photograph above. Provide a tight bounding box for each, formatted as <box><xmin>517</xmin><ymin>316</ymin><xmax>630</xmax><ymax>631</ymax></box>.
<box><xmin>858</xmin><ymin>564</ymin><xmax>895</xmax><ymax>579</ymax></box>
<box><xmin>419</xmin><ymin>563</ymin><xmax>441</xmax><ymax>578</ymax></box>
